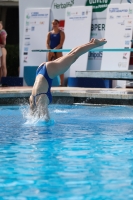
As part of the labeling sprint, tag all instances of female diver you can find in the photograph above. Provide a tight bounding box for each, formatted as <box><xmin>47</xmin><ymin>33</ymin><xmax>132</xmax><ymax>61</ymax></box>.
<box><xmin>29</xmin><ymin>38</ymin><xmax>107</xmax><ymax>121</ymax></box>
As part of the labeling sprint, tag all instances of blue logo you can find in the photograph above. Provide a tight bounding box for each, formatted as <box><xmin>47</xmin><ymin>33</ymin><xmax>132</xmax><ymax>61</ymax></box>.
<box><xmin>31</xmin><ymin>27</ymin><xmax>35</xmax><ymax>31</ymax></box>
<box><xmin>89</xmin><ymin>52</ymin><xmax>103</xmax><ymax>60</ymax></box>
<box><xmin>31</xmin><ymin>12</ymin><xmax>48</xmax><ymax>18</ymax></box>
<box><xmin>125</xmin><ymin>41</ymin><xmax>130</xmax><ymax>45</ymax></box>
<box><xmin>24</xmin><ymin>47</ymin><xmax>28</xmax><ymax>52</ymax></box>
<box><xmin>109</xmin><ymin>8</ymin><xmax>128</xmax><ymax>13</ymax></box>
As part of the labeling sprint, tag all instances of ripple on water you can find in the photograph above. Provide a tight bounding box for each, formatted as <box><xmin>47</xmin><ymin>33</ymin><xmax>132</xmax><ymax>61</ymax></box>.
<box><xmin>0</xmin><ymin>105</ymin><xmax>133</xmax><ymax>199</ymax></box>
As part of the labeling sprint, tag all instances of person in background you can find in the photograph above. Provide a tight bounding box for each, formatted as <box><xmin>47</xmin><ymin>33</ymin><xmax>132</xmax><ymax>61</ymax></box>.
<box><xmin>46</xmin><ymin>19</ymin><xmax>65</xmax><ymax>86</ymax></box>
<box><xmin>0</xmin><ymin>38</ymin><xmax>2</xmax><ymax>73</ymax></box>
<box><xmin>0</xmin><ymin>21</ymin><xmax>7</xmax><ymax>84</ymax></box>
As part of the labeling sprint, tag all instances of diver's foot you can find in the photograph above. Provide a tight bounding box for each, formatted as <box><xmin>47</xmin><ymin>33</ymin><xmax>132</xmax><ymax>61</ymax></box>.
<box><xmin>93</xmin><ymin>38</ymin><xmax>107</xmax><ymax>47</ymax></box>
<box><xmin>90</xmin><ymin>38</ymin><xmax>95</xmax><ymax>43</ymax></box>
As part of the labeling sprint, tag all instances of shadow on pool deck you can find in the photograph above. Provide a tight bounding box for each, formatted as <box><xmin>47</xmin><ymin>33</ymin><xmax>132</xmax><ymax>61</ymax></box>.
<box><xmin>0</xmin><ymin>86</ymin><xmax>133</xmax><ymax>105</ymax></box>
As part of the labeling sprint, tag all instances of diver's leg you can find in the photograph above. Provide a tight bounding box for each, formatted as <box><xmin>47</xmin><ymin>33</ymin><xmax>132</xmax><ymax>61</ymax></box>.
<box><xmin>46</xmin><ymin>38</ymin><xmax>107</xmax><ymax>78</ymax></box>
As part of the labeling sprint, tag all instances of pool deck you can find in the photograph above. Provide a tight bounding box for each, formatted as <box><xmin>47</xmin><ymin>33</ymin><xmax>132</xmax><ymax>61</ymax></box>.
<box><xmin>0</xmin><ymin>86</ymin><xmax>133</xmax><ymax>105</ymax></box>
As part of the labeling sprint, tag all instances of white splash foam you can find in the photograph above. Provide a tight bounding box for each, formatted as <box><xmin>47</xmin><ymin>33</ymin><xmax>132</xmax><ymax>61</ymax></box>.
<box><xmin>20</xmin><ymin>105</ymin><xmax>54</xmax><ymax>126</ymax></box>
<box><xmin>54</xmin><ymin>109</ymin><xmax>68</xmax><ymax>113</ymax></box>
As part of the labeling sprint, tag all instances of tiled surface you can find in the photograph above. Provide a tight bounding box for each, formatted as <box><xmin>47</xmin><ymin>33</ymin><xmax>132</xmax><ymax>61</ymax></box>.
<box><xmin>0</xmin><ymin>86</ymin><xmax>133</xmax><ymax>100</ymax></box>
<box><xmin>75</xmin><ymin>70</ymin><xmax>133</xmax><ymax>80</ymax></box>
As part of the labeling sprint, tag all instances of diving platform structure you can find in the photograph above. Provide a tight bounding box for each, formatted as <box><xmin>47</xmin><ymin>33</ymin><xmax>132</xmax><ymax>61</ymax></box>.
<box><xmin>75</xmin><ymin>71</ymin><xmax>133</xmax><ymax>80</ymax></box>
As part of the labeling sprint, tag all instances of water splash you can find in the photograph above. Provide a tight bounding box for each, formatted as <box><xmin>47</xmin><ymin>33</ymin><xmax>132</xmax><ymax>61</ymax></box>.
<box><xmin>20</xmin><ymin>105</ymin><xmax>55</xmax><ymax>126</ymax></box>
<box><xmin>54</xmin><ymin>109</ymin><xmax>68</xmax><ymax>113</ymax></box>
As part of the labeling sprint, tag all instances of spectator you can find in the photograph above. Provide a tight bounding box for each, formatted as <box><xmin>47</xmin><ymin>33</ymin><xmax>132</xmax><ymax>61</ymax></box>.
<box><xmin>0</xmin><ymin>21</ymin><xmax>7</xmax><ymax>84</ymax></box>
<box><xmin>46</xmin><ymin>19</ymin><xmax>65</xmax><ymax>86</ymax></box>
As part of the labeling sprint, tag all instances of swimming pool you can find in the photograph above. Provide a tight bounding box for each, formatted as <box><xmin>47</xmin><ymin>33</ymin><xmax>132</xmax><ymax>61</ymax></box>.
<box><xmin>0</xmin><ymin>104</ymin><xmax>133</xmax><ymax>199</ymax></box>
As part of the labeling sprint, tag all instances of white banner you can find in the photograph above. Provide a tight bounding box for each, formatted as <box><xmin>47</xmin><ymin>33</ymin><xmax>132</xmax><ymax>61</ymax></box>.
<box><xmin>63</xmin><ymin>6</ymin><xmax>92</xmax><ymax>77</ymax></box>
<box><xmin>50</xmin><ymin>0</ymin><xmax>122</xmax><ymax>71</ymax></box>
<box><xmin>101</xmin><ymin>4</ymin><xmax>133</xmax><ymax>88</ymax></box>
<box><xmin>20</xmin><ymin>8</ymin><xmax>50</xmax><ymax>77</ymax></box>
<box><xmin>19</xmin><ymin>0</ymin><xmax>128</xmax><ymax>79</ymax></box>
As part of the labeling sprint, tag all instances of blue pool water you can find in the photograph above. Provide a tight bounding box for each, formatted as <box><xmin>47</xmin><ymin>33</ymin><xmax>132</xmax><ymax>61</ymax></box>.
<box><xmin>0</xmin><ymin>104</ymin><xmax>133</xmax><ymax>199</ymax></box>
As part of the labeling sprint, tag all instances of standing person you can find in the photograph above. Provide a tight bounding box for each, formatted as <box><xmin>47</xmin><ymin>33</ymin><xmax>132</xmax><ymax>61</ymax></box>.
<box><xmin>46</xmin><ymin>19</ymin><xmax>65</xmax><ymax>86</ymax></box>
<box><xmin>0</xmin><ymin>21</ymin><xmax>7</xmax><ymax>83</ymax></box>
<box><xmin>29</xmin><ymin>38</ymin><xmax>107</xmax><ymax>121</ymax></box>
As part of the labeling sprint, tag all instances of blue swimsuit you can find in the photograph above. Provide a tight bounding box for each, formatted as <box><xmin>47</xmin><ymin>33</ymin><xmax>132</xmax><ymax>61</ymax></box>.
<box><xmin>50</xmin><ymin>31</ymin><xmax>61</xmax><ymax>49</ymax></box>
<box><xmin>32</xmin><ymin>64</ymin><xmax>53</xmax><ymax>105</ymax></box>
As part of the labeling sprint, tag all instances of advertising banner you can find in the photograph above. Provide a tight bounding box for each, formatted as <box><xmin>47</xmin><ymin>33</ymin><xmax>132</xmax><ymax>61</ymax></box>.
<box><xmin>20</xmin><ymin>8</ymin><xmax>50</xmax><ymax>77</ymax></box>
<box><xmin>101</xmin><ymin>4</ymin><xmax>133</xmax><ymax>87</ymax></box>
<box><xmin>19</xmin><ymin>0</ymin><xmax>130</xmax><ymax>80</ymax></box>
<box><xmin>63</xmin><ymin>6</ymin><xmax>92</xmax><ymax>77</ymax></box>
<box><xmin>51</xmin><ymin>0</ymin><xmax>122</xmax><ymax>71</ymax></box>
